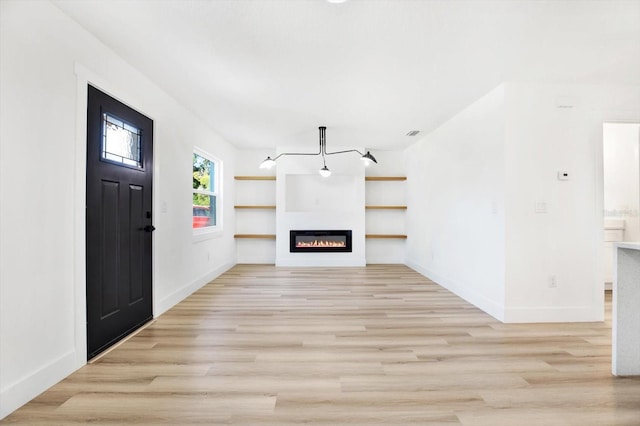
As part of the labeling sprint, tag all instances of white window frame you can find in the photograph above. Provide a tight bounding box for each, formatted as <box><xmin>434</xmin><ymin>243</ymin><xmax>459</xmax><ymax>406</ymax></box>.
<box><xmin>192</xmin><ymin>147</ymin><xmax>222</xmax><ymax>239</ymax></box>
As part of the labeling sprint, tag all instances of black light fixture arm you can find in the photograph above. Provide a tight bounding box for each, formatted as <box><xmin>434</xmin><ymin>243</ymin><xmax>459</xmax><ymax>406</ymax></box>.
<box><xmin>269</xmin><ymin>144</ymin><xmax>321</xmax><ymax>161</ymax></box>
<box><xmin>318</xmin><ymin>126</ymin><xmax>363</xmax><ymax>157</ymax></box>
<box><xmin>319</xmin><ymin>126</ymin><xmax>377</xmax><ymax>163</ymax></box>
<box><xmin>323</xmin><ymin>147</ymin><xmax>364</xmax><ymax>156</ymax></box>
<box><xmin>268</xmin><ymin>126</ymin><xmax>324</xmax><ymax>160</ymax></box>
<box><xmin>260</xmin><ymin>126</ymin><xmax>377</xmax><ymax>170</ymax></box>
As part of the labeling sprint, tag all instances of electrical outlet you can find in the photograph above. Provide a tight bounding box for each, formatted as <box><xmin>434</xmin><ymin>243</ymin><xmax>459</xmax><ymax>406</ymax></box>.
<box><xmin>549</xmin><ymin>275</ymin><xmax>557</xmax><ymax>288</ymax></box>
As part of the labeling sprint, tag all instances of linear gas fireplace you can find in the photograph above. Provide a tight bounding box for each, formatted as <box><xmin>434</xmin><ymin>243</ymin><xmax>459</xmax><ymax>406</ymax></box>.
<box><xmin>290</xmin><ymin>230</ymin><xmax>352</xmax><ymax>253</ymax></box>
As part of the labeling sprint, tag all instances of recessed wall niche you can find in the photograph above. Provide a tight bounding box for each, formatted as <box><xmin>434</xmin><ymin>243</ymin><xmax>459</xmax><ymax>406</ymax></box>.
<box><xmin>285</xmin><ymin>174</ymin><xmax>357</xmax><ymax>212</ymax></box>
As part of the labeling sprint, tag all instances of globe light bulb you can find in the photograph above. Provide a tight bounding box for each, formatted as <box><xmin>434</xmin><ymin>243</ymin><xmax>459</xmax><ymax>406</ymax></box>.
<box><xmin>259</xmin><ymin>157</ymin><xmax>276</xmax><ymax>169</ymax></box>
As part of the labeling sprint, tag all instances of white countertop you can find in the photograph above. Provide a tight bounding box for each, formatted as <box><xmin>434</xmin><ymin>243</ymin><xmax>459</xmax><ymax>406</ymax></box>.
<box><xmin>614</xmin><ymin>242</ymin><xmax>640</xmax><ymax>250</ymax></box>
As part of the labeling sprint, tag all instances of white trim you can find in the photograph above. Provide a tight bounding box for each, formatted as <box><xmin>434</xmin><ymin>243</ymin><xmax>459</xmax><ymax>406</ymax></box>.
<box><xmin>0</xmin><ymin>351</ymin><xmax>77</xmax><ymax>418</ymax></box>
<box><xmin>73</xmin><ymin>66</ymin><xmax>89</xmax><ymax>369</ymax></box>
<box><xmin>503</xmin><ymin>305</ymin><xmax>600</xmax><ymax>323</ymax></box>
<box><xmin>192</xmin><ymin>147</ymin><xmax>223</xmax><ymax>238</ymax></box>
<box><xmin>237</xmin><ymin>257</ymin><xmax>277</xmax><ymax>264</ymax></box>
<box><xmin>193</xmin><ymin>188</ymin><xmax>216</xmax><ymax>196</ymax></box>
<box><xmin>276</xmin><ymin>257</ymin><xmax>367</xmax><ymax>267</ymax></box>
<box><xmin>404</xmin><ymin>259</ymin><xmax>603</xmax><ymax>324</ymax></box>
<box><xmin>365</xmin><ymin>257</ymin><xmax>406</xmax><ymax>264</ymax></box>
<box><xmin>405</xmin><ymin>259</ymin><xmax>506</xmax><ymax>322</ymax></box>
<box><xmin>155</xmin><ymin>261</ymin><xmax>235</xmax><ymax>316</ymax></box>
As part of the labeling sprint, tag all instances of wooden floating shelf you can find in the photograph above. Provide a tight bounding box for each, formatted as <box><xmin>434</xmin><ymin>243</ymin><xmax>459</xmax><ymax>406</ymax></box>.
<box><xmin>365</xmin><ymin>206</ymin><xmax>407</xmax><ymax>210</ymax></box>
<box><xmin>365</xmin><ymin>234</ymin><xmax>407</xmax><ymax>239</ymax></box>
<box><xmin>234</xmin><ymin>205</ymin><xmax>276</xmax><ymax>209</ymax></box>
<box><xmin>234</xmin><ymin>176</ymin><xmax>276</xmax><ymax>180</ymax></box>
<box><xmin>365</xmin><ymin>176</ymin><xmax>407</xmax><ymax>181</ymax></box>
<box><xmin>234</xmin><ymin>234</ymin><xmax>276</xmax><ymax>239</ymax></box>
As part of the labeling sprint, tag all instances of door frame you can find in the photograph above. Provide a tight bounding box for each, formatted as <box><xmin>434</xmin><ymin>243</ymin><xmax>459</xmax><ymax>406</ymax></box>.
<box><xmin>601</xmin><ymin>122</ymin><xmax>640</xmax><ymax>288</ymax></box>
<box><xmin>73</xmin><ymin>63</ymin><xmax>157</xmax><ymax>365</ymax></box>
<box><xmin>596</xmin><ymin>118</ymin><xmax>640</xmax><ymax>322</ymax></box>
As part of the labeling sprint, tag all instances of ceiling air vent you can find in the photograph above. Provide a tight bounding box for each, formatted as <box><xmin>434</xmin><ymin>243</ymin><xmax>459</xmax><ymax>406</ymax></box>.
<box><xmin>406</xmin><ymin>130</ymin><xmax>420</xmax><ymax>137</ymax></box>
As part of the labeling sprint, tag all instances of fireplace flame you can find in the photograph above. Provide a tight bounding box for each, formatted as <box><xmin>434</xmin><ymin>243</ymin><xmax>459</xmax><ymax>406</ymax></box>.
<box><xmin>296</xmin><ymin>240</ymin><xmax>346</xmax><ymax>248</ymax></box>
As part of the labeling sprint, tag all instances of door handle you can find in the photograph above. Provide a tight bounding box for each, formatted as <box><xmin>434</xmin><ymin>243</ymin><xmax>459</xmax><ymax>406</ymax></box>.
<box><xmin>143</xmin><ymin>225</ymin><xmax>156</xmax><ymax>232</ymax></box>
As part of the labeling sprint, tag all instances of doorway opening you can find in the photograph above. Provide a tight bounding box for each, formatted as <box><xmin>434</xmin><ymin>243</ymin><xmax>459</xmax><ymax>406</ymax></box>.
<box><xmin>602</xmin><ymin>122</ymin><xmax>640</xmax><ymax>290</ymax></box>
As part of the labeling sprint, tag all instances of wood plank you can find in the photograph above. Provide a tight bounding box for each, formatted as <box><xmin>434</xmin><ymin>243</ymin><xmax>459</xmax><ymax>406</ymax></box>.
<box><xmin>234</xmin><ymin>205</ymin><xmax>276</xmax><ymax>209</ymax></box>
<box><xmin>234</xmin><ymin>176</ymin><xmax>276</xmax><ymax>180</ymax></box>
<box><xmin>365</xmin><ymin>205</ymin><xmax>407</xmax><ymax>210</ymax></box>
<box><xmin>4</xmin><ymin>266</ymin><xmax>629</xmax><ymax>426</ymax></box>
<box><xmin>365</xmin><ymin>176</ymin><xmax>407</xmax><ymax>181</ymax></box>
<box><xmin>234</xmin><ymin>234</ymin><xmax>276</xmax><ymax>239</ymax></box>
<box><xmin>365</xmin><ymin>234</ymin><xmax>408</xmax><ymax>239</ymax></box>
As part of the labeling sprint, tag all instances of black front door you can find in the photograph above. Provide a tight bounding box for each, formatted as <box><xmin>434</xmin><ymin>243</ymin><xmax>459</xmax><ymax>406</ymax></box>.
<box><xmin>86</xmin><ymin>85</ymin><xmax>154</xmax><ymax>359</ymax></box>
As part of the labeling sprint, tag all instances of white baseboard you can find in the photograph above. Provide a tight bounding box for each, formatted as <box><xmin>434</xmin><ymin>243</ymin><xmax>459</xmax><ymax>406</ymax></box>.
<box><xmin>0</xmin><ymin>350</ymin><xmax>79</xmax><ymax>419</ymax></box>
<box><xmin>366</xmin><ymin>257</ymin><xmax>406</xmax><ymax>264</ymax></box>
<box><xmin>237</xmin><ymin>256</ymin><xmax>276</xmax><ymax>264</ymax></box>
<box><xmin>503</xmin><ymin>305</ymin><xmax>602</xmax><ymax>323</ymax></box>
<box><xmin>405</xmin><ymin>259</ymin><xmax>505</xmax><ymax>322</ymax></box>
<box><xmin>155</xmin><ymin>260</ymin><xmax>235</xmax><ymax>316</ymax></box>
<box><xmin>406</xmin><ymin>259</ymin><xmax>602</xmax><ymax>324</ymax></box>
<box><xmin>276</xmin><ymin>257</ymin><xmax>367</xmax><ymax>267</ymax></box>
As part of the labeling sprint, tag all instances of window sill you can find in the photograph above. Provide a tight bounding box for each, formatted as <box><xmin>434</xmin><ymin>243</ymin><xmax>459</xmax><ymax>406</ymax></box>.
<box><xmin>192</xmin><ymin>227</ymin><xmax>223</xmax><ymax>243</ymax></box>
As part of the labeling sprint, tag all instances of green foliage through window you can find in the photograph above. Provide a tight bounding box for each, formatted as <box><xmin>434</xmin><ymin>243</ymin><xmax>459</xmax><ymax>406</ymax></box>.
<box><xmin>193</xmin><ymin>151</ymin><xmax>219</xmax><ymax>229</ymax></box>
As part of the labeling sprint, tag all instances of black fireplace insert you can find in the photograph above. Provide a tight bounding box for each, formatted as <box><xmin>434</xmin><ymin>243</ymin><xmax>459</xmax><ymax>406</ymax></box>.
<box><xmin>290</xmin><ymin>230</ymin><xmax>352</xmax><ymax>253</ymax></box>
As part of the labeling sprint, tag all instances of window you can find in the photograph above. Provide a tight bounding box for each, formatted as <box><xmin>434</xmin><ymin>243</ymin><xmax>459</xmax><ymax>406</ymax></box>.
<box><xmin>192</xmin><ymin>149</ymin><xmax>221</xmax><ymax>232</ymax></box>
<box><xmin>102</xmin><ymin>113</ymin><xmax>143</xmax><ymax>168</ymax></box>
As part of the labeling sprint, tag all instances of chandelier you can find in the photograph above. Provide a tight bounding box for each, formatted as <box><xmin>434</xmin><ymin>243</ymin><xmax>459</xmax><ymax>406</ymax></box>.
<box><xmin>260</xmin><ymin>126</ymin><xmax>377</xmax><ymax>177</ymax></box>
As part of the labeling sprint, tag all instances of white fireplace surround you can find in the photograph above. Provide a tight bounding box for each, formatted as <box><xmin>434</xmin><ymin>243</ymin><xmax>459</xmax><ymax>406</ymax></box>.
<box><xmin>275</xmin><ymin>150</ymin><xmax>366</xmax><ymax>267</ymax></box>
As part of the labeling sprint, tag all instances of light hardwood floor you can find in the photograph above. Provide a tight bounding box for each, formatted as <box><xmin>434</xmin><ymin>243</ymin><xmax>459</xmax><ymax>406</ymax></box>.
<box><xmin>3</xmin><ymin>264</ymin><xmax>640</xmax><ymax>425</ymax></box>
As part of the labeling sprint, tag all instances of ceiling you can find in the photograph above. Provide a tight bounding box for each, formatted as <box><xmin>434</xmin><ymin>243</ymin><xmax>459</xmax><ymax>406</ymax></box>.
<box><xmin>53</xmin><ymin>0</ymin><xmax>640</xmax><ymax>151</ymax></box>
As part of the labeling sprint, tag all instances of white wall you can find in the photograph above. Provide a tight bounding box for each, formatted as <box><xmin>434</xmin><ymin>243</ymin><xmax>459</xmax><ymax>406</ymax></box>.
<box><xmin>405</xmin><ymin>82</ymin><xmax>640</xmax><ymax>324</ymax></box>
<box><xmin>405</xmin><ymin>85</ymin><xmax>507</xmax><ymax>321</ymax></box>
<box><xmin>503</xmin><ymin>83</ymin><xmax>640</xmax><ymax>322</ymax></box>
<box><xmin>603</xmin><ymin>123</ymin><xmax>640</xmax><ymax>241</ymax></box>
<box><xmin>0</xmin><ymin>1</ymin><xmax>237</xmax><ymax>418</ymax></box>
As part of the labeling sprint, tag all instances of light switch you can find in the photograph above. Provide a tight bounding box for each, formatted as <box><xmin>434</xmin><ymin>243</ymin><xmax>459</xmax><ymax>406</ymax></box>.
<box><xmin>535</xmin><ymin>201</ymin><xmax>547</xmax><ymax>213</ymax></box>
<box><xmin>557</xmin><ymin>171</ymin><xmax>570</xmax><ymax>181</ymax></box>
